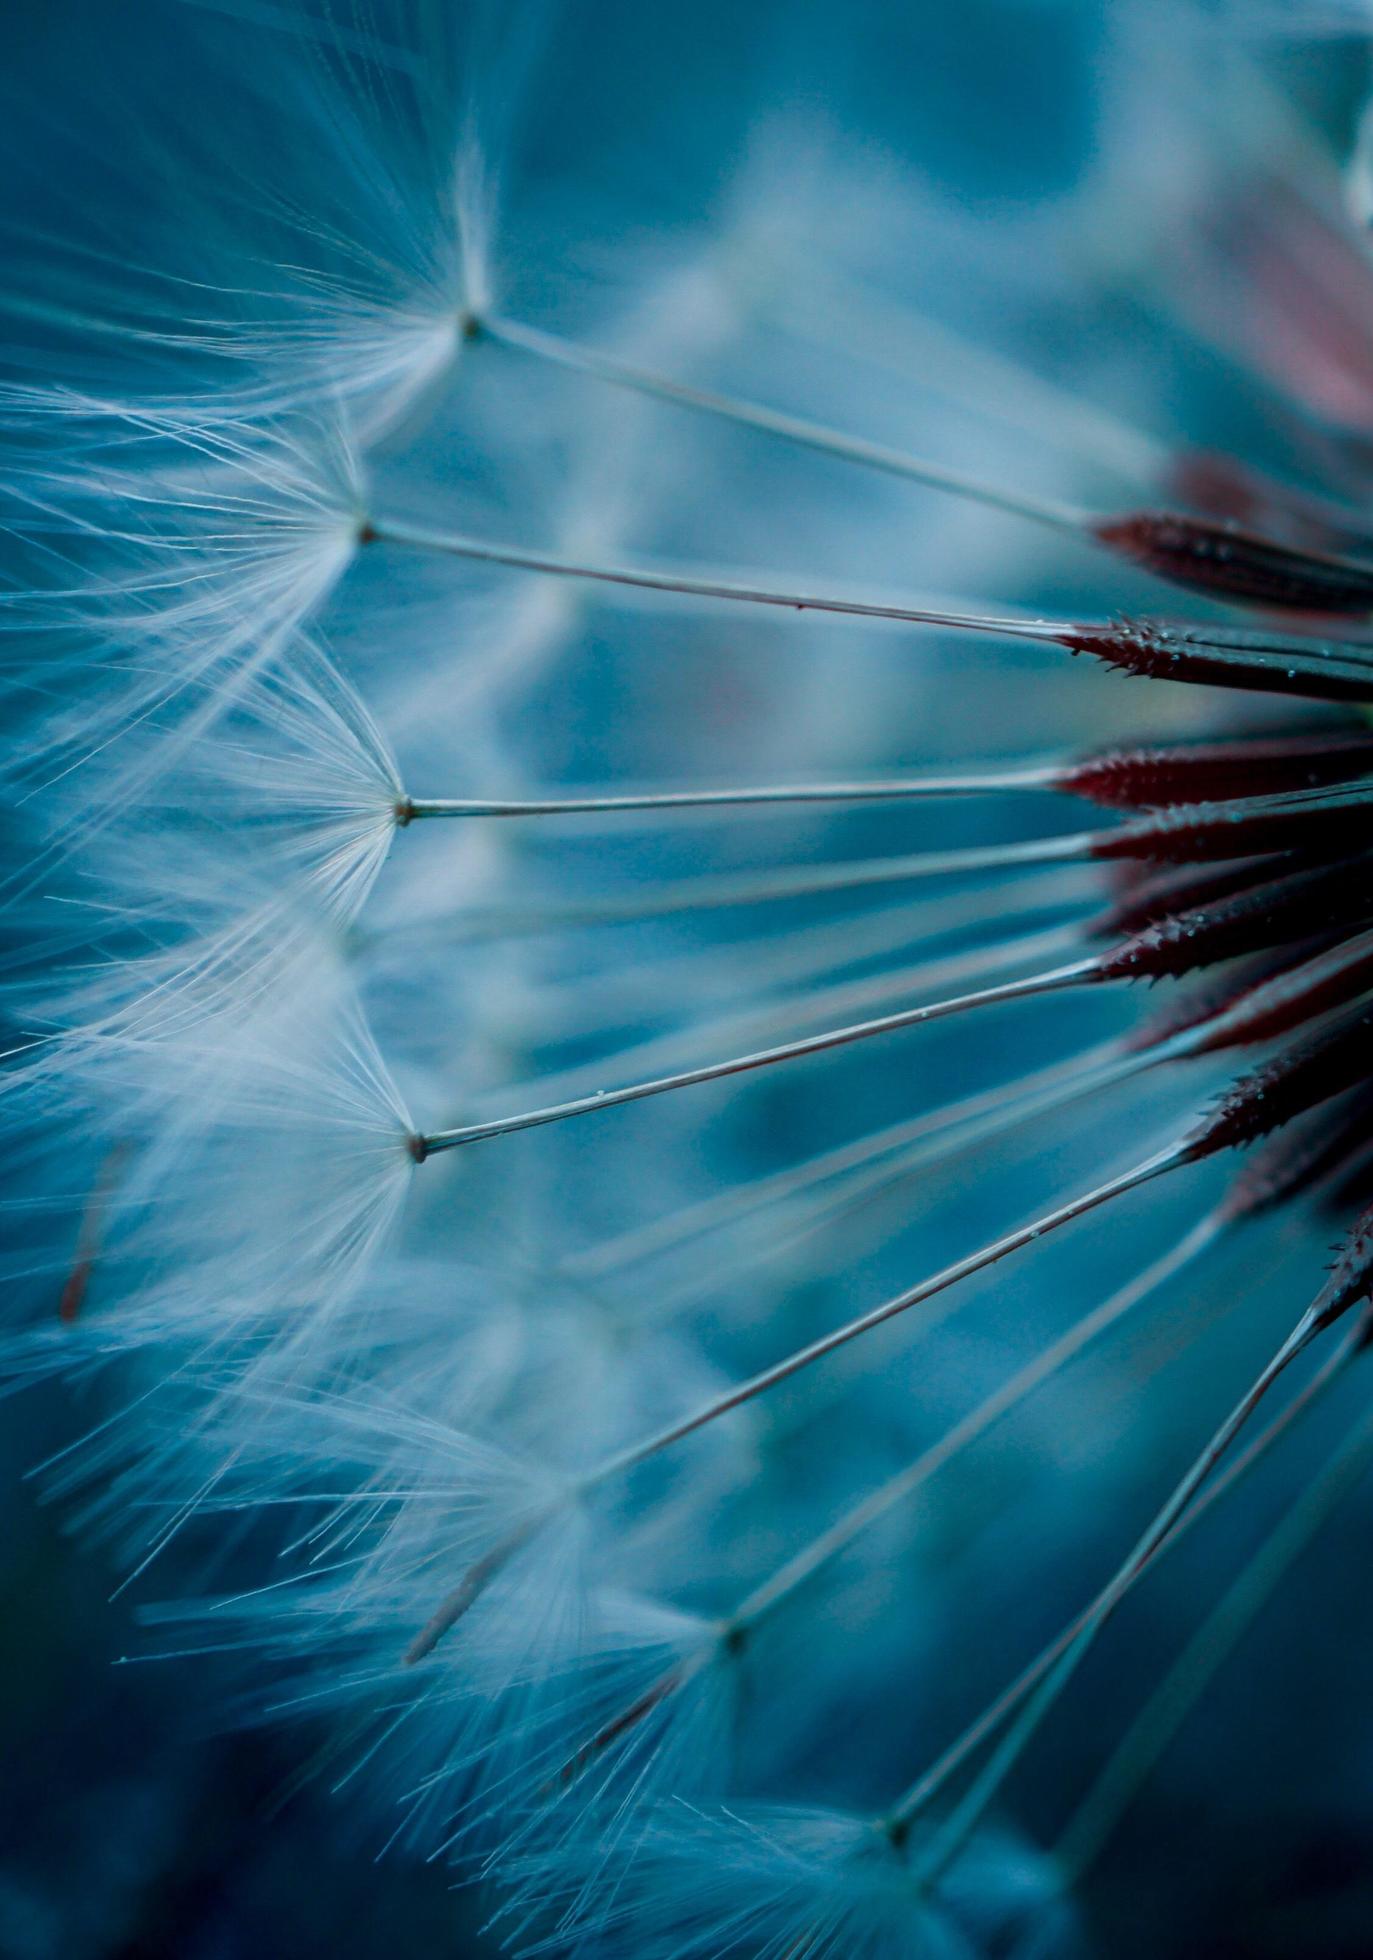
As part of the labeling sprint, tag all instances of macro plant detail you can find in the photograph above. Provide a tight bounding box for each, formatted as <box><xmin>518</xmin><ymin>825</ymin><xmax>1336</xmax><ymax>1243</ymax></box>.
<box><xmin>10</xmin><ymin>2</ymin><xmax>1373</xmax><ymax>1955</ymax></box>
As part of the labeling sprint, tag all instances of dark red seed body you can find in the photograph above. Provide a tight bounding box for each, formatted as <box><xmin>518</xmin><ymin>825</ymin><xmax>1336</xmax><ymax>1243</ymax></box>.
<box><xmin>1187</xmin><ymin>1003</ymin><xmax>1373</xmax><ymax>1156</ymax></box>
<box><xmin>1188</xmin><ymin>932</ymin><xmax>1373</xmax><ymax>1052</ymax></box>
<box><xmin>1093</xmin><ymin>512</ymin><xmax>1373</xmax><ymax>613</ymax></box>
<box><xmin>1221</xmin><ymin>1091</ymin><xmax>1373</xmax><ymax>1222</ymax></box>
<box><xmin>1093</xmin><ymin>786</ymin><xmax>1373</xmax><ymax>867</ymax></box>
<box><xmin>1098</xmin><ymin>857</ymin><xmax>1373</xmax><ymax>982</ymax></box>
<box><xmin>1066</xmin><ymin>733</ymin><xmax>1373</xmax><ymax>811</ymax></box>
<box><xmin>1066</xmin><ymin>618</ymin><xmax>1373</xmax><ymax>703</ymax></box>
<box><xmin>1097</xmin><ymin>857</ymin><xmax>1288</xmax><ymax>938</ymax></box>
<box><xmin>1125</xmin><ymin>944</ymin><xmax>1329</xmax><ymax>1054</ymax></box>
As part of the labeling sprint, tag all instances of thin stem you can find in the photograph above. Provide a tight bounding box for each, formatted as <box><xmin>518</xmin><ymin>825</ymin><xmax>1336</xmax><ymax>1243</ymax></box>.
<box><xmin>906</xmin><ymin>1310</ymin><xmax>1326</xmax><ymax>1878</ymax></box>
<box><xmin>365</xmin><ymin>503</ymin><xmax>1373</xmax><ymax>700</ymax></box>
<box><xmin>729</xmin><ymin>1215</ymin><xmax>1223</xmax><ymax>1634</ymax></box>
<box><xmin>562</xmin><ymin>1035</ymin><xmax>1127</xmax><ymax>1281</ymax></box>
<box><xmin>1056</xmin><ymin>1395</ymin><xmax>1373</xmax><ymax>1882</ymax></box>
<box><xmin>545</xmin><ymin>1207</ymin><xmax>1222</xmax><ymax>1781</ymax></box>
<box><xmin>366</xmin><ymin>517</ymin><xmax>1078</xmax><ymax>638</ymax></box>
<box><xmin>397</xmin><ymin>760</ymin><xmax>1064</xmax><ymax>822</ymax></box>
<box><xmin>476</xmin><ymin>311</ymin><xmax>1089</xmax><ymax>531</ymax></box>
<box><xmin>406</xmin><ymin>1141</ymin><xmax>1190</xmax><ymax>1658</ymax></box>
<box><xmin>492</xmin><ymin>920</ymin><xmax>1084</xmax><ymax>1143</ymax></box>
<box><xmin>590</xmin><ymin>1142</ymin><xmax>1186</xmax><ymax>1486</ymax></box>
<box><xmin>441</xmin><ymin>831</ymin><xmax>1099</xmax><ymax>934</ymax></box>
<box><xmin>884</xmin><ymin>1324</ymin><xmax>1360</xmax><ymax>1837</ymax></box>
<box><xmin>419</xmin><ymin>957</ymin><xmax>1098</xmax><ymax>1154</ymax></box>
<box><xmin>513</xmin><ymin>876</ymin><xmax>1091</xmax><ymax>1089</ymax></box>
<box><xmin>637</xmin><ymin>1043</ymin><xmax>1162</xmax><ymax>1332</ymax></box>
<box><xmin>773</xmin><ymin>268</ymin><xmax>1169</xmax><ymax>487</ymax></box>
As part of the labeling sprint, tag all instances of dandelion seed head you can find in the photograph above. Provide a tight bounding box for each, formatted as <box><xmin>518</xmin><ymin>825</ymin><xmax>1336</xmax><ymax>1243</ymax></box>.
<box><xmin>11</xmin><ymin>1</ymin><xmax>1373</xmax><ymax>1952</ymax></box>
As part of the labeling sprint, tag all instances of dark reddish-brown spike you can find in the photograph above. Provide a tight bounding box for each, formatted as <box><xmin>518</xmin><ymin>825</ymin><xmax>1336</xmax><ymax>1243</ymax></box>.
<box><xmin>1066</xmin><ymin>619</ymin><xmax>1373</xmax><ymax>703</ymax></box>
<box><xmin>1188</xmin><ymin>929</ymin><xmax>1373</xmax><ymax>1053</ymax></box>
<box><xmin>1306</xmin><ymin>1202</ymin><xmax>1373</xmax><ymax>1336</ymax></box>
<box><xmin>1064</xmin><ymin>732</ymin><xmax>1373</xmax><ymax>811</ymax></box>
<box><xmin>1097</xmin><ymin>856</ymin><xmax>1373</xmax><ymax>984</ymax></box>
<box><xmin>1222</xmin><ymin>1090</ymin><xmax>1373</xmax><ymax>1223</ymax></box>
<box><xmin>1185</xmin><ymin>1000</ymin><xmax>1373</xmax><ymax>1159</ymax></box>
<box><xmin>1092</xmin><ymin>785</ymin><xmax>1373</xmax><ymax>868</ymax></box>
<box><xmin>1092</xmin><ymin>512</ymin><xmax>1373</xmax><ymax>613</ymax></box>
<box><xmin>1124</xmin><ymin>942</ymin><xmax>1332</xmax><ymax>1054</ymax></box>
<box><xmin>1097</xmin><ymin>856</ymin><xmax>1291</xmax><ymax>938</ymax></box>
